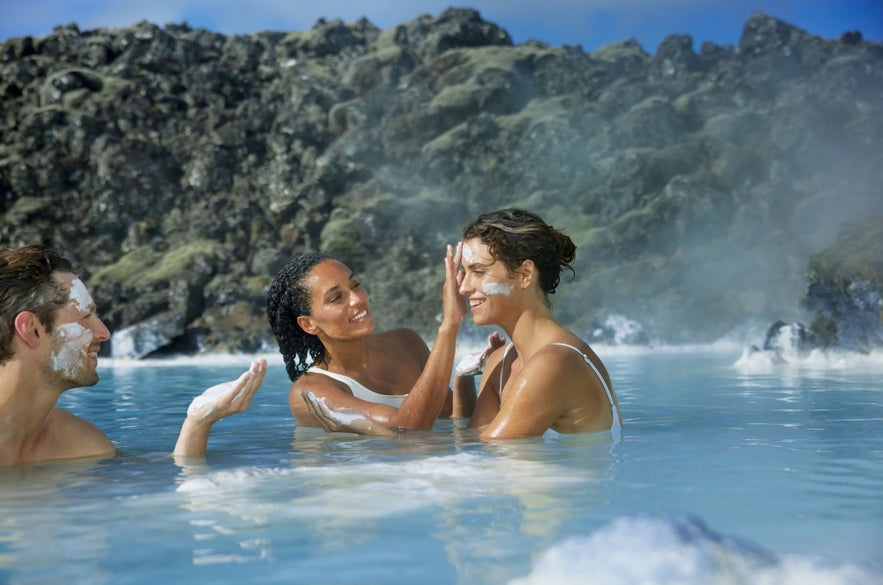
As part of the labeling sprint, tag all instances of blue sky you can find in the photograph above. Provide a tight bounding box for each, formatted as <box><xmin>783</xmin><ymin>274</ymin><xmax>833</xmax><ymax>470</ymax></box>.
<box><xmin>1</xmin><ymin>0</ymin><xmax>881</xmax><ymax>54</ymax></box>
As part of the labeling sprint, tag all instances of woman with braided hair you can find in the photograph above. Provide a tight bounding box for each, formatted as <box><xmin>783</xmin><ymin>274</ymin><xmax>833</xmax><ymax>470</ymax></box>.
<box><xmin>266</xmin><ymin>242</ymin><xmax>490</xmax><ymax>431</ymax></box>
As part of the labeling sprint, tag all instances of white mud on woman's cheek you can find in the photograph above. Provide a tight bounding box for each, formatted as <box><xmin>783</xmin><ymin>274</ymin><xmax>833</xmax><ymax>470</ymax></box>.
<box><xmin>482</xmin><ymin>281</ymin><xmax>513</xmax><ymax>296</ymax></box>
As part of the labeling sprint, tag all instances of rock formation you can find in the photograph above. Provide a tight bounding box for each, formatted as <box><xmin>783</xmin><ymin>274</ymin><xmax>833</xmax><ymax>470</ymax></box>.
<box><xmin>801</xmin><ymin>218</ymin><xmax>883</xmax><ymax>352</ymax></box>
<box><xmin>1</xmin><ymin>9</ymin><xmax>881</xmax><ymax>357</ymax></box>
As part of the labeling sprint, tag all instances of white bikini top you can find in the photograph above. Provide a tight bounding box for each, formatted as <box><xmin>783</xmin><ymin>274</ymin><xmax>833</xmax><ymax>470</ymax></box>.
<box><xmin>499</xmin><ymin>342</ymin><xmax>622</xmax><ymax>436</ymax></box>
<box><xmin>306</xmin><ymin>367</ymin><xmax>408</xmax><ymax>407</ymax></box>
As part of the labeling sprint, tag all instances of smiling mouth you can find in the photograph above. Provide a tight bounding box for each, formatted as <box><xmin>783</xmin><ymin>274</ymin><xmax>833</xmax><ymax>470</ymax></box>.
<box><xmin>350</xmin><ymin>309</ymin><xmax>369</xmax><ymax>322</ymax></box>
<box><xmin>469</xmin><ymin>299</ymin><xmax>485</xmax><ymax>310</ymax></box>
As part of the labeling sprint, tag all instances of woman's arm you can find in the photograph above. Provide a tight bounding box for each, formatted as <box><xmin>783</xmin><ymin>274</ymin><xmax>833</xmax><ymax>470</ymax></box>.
<box><xmin>297</xmin><ymin>244</ymin><xmax>467</xmax><ymax>432</ymax></box>
<box><xmin>381</xmin><ymin>243</ymin><xmax>466</xmax><ymax>429</ymax></box>
<box><xmin>302</xmin><ymin>390</ymin><xmax>396</xmax><ymax>436</ymax></box>
<box><xmin>451</xmin><ymin>375</ymin><xmax>476</xmax><ymax>419</ymax></box>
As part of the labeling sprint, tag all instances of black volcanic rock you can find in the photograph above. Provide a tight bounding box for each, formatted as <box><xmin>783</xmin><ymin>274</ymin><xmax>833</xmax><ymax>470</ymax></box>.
<box><xmin>801</xmin><ymin>218</ymin><xmax>883</xmax><ymax>352</ymax></box>
<box><xmin>2</xmin><ymin>9</ymin><xmax>882</xmax><ymax>356</ymax></box>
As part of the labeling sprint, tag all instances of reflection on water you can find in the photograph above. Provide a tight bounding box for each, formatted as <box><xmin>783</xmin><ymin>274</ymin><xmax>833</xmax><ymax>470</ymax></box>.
<box><xmin>1</xmin><ymin>348</ymin><xmax>881</xmax><ymax>584</ymax></box>
<box><xmin>172</xmin><ymin>427</ymin><xmax>618</xmax><ymax>581</ymax></box>
<box><xmin>0</xmin><ymin>460</ymin><xmax>114</xmax><ymax>584</ymax></box>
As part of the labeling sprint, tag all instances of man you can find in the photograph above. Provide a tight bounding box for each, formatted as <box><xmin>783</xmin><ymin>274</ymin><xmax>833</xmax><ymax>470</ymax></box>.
<box><xmin>0</xmin><ymin>245</ymin><xmax>265</xmax><ymax>466</ymax></box>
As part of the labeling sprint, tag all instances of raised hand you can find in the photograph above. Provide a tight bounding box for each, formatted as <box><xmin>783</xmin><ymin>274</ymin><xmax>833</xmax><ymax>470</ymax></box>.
<box><xmin>443</xmin><ymin>242</ymin><xmax>467</xmax><ymax>327</ymax></box>
<box><xmin>174</xmin><ymin>359</ymin><xmax>268</xmax><ymax>457</ymax></box>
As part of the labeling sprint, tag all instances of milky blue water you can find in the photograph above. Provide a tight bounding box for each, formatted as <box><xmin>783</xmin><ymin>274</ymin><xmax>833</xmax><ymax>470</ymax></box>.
<box><xmin>1</xmin><ymin>345</ymin><xmax>881</xmax><ymax>584</ymax></box>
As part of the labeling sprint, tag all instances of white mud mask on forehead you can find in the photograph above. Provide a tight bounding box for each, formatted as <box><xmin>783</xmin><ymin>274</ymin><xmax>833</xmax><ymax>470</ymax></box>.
<box><xmin>50</xmin><ymin>322</ymin><xmax>93</xmax><ymax>378</ymax></box>
<box><xmin>462</xmin><ymin>244</ymin><xmax>474</xmax><ymax>263</ymax></box>
<box><xmin>482</xmin><ymin>281</ymin><xmax>513</xmax><ymax>296</ymax></box>
<box><xmin>68</xmin><ymin>278</ymin><xmax>94</xmax><ymax>313</ymax></box>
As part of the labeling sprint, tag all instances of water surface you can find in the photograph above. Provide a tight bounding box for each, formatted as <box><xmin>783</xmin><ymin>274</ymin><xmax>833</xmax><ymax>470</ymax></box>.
<box><xmin>1</xmin><ymin>346</ymin><xmax>880</xmax><ymax>584</ymax></box>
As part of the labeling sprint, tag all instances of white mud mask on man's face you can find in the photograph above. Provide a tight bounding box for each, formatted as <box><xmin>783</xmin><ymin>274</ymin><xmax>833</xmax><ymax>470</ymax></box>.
<box><xmin>68</xmin><ymin>277</ymin><xmax>94</xmax><ymax>313</ymax></box>
<box><xmin>50</xmin><ymin>323</ymin><xmax>93</xmax><ymax>378</ymax></box>
<box><xmin>49</xmin><ymin>277</ymin><xmax>97</xmax><ymax>382</ymax></box>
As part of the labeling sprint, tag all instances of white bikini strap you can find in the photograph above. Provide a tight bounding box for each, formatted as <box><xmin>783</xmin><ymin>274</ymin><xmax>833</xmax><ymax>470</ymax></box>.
<box><xmin>549</xmin><ymin>343</ymin><xmax>616</xmax><ymax>406</ymax></box>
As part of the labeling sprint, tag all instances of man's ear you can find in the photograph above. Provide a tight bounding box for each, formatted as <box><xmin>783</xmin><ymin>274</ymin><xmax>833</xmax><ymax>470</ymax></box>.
<box><xmin>13</xmin><ymin>312</ymin><xmax>44</xmax><ymax>349</ymax></box>
<box><xmin>517</xmin><ymin>259</ymin><xmax>536</xmax><ymax>289</ymax></box>
<box><xmin>296</xmin><ymin>315</ymin><xmax>319</xmax><ymax>336</ymax></box>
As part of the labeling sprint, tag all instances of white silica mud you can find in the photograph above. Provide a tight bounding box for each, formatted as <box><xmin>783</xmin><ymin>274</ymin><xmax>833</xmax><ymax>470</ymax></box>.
<box><xmin>50</xmin><ymin>322</ymin><xmax>93</xmax><ymax>378</ymax></box>
<box><xmin>68</xmin><ymin>278</ymin><xmax>94</xmax><ymax>312</ymax></box>
<box><xmin>482</xmin><ymin>281</ymin><xmax>513</xmax><ymax>296</ymax></box>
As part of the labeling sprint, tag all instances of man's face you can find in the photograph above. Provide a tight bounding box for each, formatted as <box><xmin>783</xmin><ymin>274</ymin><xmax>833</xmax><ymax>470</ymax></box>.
<box><xmin>46</xmin><ymin>272</ymin><xmax>111</xmax><ymax>389</ymax></box>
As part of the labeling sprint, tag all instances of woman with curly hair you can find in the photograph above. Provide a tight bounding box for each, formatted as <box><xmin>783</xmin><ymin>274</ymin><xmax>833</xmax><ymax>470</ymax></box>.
<box><xmin>304</xmin><ymin>208</ymin><xmax>622</xmax><ymax>439</ymax></box>
<box><xmin>266</xmin><ymin>243</ymin><xmax>481</xmax><ymax>431</ymax></box>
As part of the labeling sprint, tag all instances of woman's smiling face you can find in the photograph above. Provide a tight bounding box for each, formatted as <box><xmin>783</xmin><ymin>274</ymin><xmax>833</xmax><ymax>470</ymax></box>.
<box><xmin>300</xmin><ymin>259</ymin><xmax>374</xmax><ymax>341</ymax></box>
<box><xmin>458</xmin><ymin>238</ymin><xmax>518</xmax><ymax>326</ymax></box>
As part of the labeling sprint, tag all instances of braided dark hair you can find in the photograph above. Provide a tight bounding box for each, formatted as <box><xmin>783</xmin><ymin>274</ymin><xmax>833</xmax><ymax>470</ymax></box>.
<box><xmin>266</xmin><ymin>252</ymin><xmax>331</xmax><ymax>381</ymax></box>
<box><xmin>462</xmin><ymin>208</ymin><xmax>576</xmax><ymax>306</ymax></box>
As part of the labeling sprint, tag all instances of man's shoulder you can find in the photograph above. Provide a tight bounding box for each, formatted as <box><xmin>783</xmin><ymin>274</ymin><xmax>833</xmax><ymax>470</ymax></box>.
<box><xmin>47</xmin><ymin>408</ymin><xmax>115</xmax><ymax>455</ymax></box>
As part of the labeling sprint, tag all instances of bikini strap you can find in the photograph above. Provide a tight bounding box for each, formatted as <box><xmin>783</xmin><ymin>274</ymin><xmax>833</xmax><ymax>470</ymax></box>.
<box><xmin>550</xmin><ymin>343</ymin><xmax>621</xmax><ymax>436</ymax></box>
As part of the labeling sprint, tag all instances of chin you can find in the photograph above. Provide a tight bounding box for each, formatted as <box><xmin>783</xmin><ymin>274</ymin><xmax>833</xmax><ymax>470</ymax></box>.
<box><xmin>469</xmin><ymin>312</ymin><xmax>490</xmax><ymax>327</ymax></box>
<box><xmin>71</xmin><ymin>369</ymin><xmax>100</xmax><ymax>388</ymax></box>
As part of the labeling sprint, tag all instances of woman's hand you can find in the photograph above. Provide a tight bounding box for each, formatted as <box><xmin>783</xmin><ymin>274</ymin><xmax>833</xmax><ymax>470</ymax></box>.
<box><xmin>443</xmin><ymin>242</ymin><xmax>467</xmax><ymax>328</ymax></box>
<box><xmin>455</xmin><ymin>331</ymin><xmax>506</xmax><ymax>377</ymax></box>
<box><xmin>302</xmin><ymin>390</ymin><xmax>396</xmax><ymax>436</ymax></box>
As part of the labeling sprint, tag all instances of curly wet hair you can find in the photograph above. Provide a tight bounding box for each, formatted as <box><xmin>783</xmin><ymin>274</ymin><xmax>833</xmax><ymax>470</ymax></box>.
<box><xmin>266</xmin><ymin>252</ymin><xmax>331</xmax><ymax>381</ymax></box>
<box><xmin>0</xmin><ymin>245</ymin><xmax>74</xmax><ymax>364</ymax></box>
<box><xmin>462</xmin><ymin>208</ymin><xmax>576</xmax><ymax>306</ymax></box>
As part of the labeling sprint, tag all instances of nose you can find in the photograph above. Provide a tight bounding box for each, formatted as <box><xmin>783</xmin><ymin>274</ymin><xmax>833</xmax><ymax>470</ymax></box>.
<box><xmin>349</xmin><ymin>286</ymin><xmax>368</xmax><ymax>306</ymax></box>
<box><xmin>92</xmin><ymin>316</ymin><xmax>111</xmax><ymax>343</ymax></box>
<box><xmin>458</xmin><ymin>272</ymin><xmax>472</xmax><ymax>296</ymax></box>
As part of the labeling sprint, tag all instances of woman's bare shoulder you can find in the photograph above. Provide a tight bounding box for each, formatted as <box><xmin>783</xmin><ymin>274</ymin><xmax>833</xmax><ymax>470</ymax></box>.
<box><xmin>372</xmin><ymin>328</ymin><xmax>429</xmax><ymax>359</ymax></box>
<box><xmin>291</xmin><ymin>371</ymin><xmax>348</xmax><ymax>395</ymax></box>
<box><xmin>524</xmin><ymin>342</ymin><xmax>600</xmax><ymax>380</ymax></box>
<box><xmin>376</xmin><ymin>327</ymin><xmax>425</xmax><ymax>344</ymax></box>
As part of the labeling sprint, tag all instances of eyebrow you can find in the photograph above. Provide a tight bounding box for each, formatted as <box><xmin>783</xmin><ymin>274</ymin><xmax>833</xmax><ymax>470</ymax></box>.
<box><xmin>463</xmin><ymin>260</ymin><xmax>495</xmax><ymax>272</ymax></box>
<box><xmin>321</xmin><ymin>271</ymin><xmax>357</xmax><ymax>298</ymax></box>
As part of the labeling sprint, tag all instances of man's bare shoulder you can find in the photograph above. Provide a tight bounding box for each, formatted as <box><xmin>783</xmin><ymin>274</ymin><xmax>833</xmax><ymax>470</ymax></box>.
<box><xmin>46</xmin><ymin>408</ymin><xmax>115</xmax><ymax>459</ymax></box>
